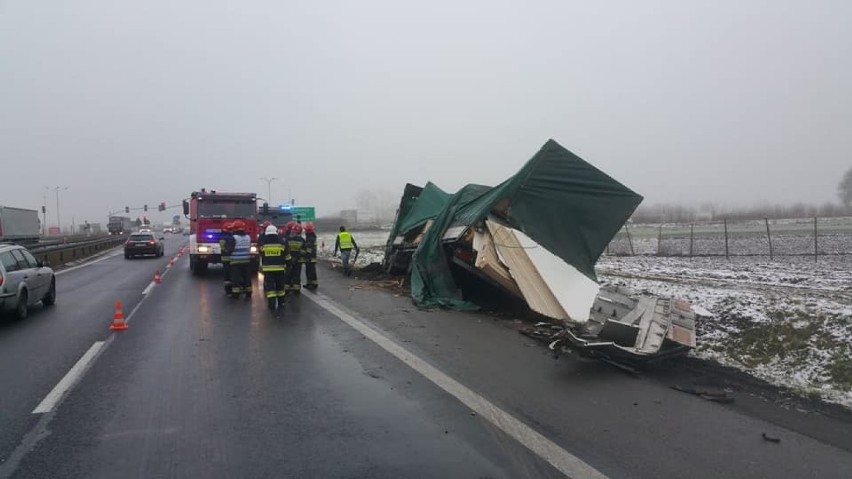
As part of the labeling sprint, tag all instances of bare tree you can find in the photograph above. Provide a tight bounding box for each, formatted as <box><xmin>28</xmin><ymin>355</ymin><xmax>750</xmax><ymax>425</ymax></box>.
<box><xmin>838</xmin><ymin>167</ymin><xmax>852</xmax><ymax>208</ymax></box>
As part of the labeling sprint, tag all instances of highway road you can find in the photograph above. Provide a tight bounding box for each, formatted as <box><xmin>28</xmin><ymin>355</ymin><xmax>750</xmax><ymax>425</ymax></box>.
<box><xmin>1</xmin><ymin>235</ymin><xmax>851</xmax><ymax>478</ymax></box>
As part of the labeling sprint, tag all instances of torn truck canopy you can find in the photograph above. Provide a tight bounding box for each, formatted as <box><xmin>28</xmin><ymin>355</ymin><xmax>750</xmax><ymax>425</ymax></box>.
<box><xmin>394</xmin><ymin>182</ymin><xmax>450</xmax><ymax>239</ymax></box>
<box><xmin>409</xmin><ymin>139</ymin><xmax>643</xmax><ymax>311</ymax></box>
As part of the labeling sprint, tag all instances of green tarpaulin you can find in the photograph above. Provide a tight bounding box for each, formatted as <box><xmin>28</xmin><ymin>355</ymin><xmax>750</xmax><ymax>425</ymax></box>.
<box><xmin>395</xmin><ymin>182</ymin><xmax>451</xmax><ymax>236</ymax></box>
<box><xmin>409</xmin><ymin>139</ymin><xmax>643</xmax><ymax>310</ymax></box>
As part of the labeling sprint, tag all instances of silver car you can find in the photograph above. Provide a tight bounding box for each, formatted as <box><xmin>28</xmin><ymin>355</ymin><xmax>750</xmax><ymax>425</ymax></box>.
<box><xmin>0</xmin><ymin>244</ymin><xmax>56</xmax><ymax>319</ymax></box>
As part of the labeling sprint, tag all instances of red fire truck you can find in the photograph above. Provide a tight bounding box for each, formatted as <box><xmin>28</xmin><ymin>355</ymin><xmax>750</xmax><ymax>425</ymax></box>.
<box><xmin>182</xmin><ymin>189</ymin><xmax>260</xmax><ymax>275</ymax></box>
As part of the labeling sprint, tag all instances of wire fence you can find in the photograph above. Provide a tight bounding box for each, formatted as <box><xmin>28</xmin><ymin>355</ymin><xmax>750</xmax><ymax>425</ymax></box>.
<box><xmin>605</xmin><ymin>216</ymin><xmax>852</xmax><ymax>260</ymax></box>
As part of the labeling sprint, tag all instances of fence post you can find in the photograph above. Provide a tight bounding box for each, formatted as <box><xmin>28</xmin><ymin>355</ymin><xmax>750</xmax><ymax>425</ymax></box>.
<box><xmin>765</xmin><ymin>218</ymin><xmax>773</xmax><ymax>260</ymax></box>
<box><xmin>657</xmin><ymin>224</ymin><xmax>663</xmax><ymax>256</ymax></box>
<box><xmin>724</xmin><ymin>218</ymin><xmax>729</xmax><ymax>260</ymax></box>
<box><xmin>625</xmin><ymin>224</ymin><xmax>635</xmax><ymax>256</ymax></box>
<box><xmin>814</xmin><ymin>216</ymin><xmax>818</xmax><ymax>262</ymax></box>
<box><xmin>689</xmin><ymin>224</ymin><xmax>694</xmax><ymax>257</ymax></box>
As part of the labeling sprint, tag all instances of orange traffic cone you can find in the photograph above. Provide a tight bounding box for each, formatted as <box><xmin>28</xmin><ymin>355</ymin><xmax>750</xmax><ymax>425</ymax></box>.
<box><xmin>154</xmin><ymin>270</ymin><xmax>162</xmax><ymax>284</ymax></box>
<box><xmin>110</xmin><ymin>300</ymin><xmax>128</xmax><ymax>331</ymax></box>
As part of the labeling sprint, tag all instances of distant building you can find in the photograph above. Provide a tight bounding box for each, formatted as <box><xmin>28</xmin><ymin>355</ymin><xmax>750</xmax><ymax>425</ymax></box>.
<box><xmin>78</xmin><ymin>223</ymin><xmax>102</xmax><ymax>234</ymax></box>
<box><xmin>340</xmin><ymin>209</ymin><xmax>357</xmax><ymax>225</ymax></box>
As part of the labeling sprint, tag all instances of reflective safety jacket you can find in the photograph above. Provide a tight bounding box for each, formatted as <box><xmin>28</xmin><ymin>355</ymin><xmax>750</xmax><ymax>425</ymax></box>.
<box><xmin>286</xmin><ymin>235</ymin><xmax>305</xmax><ymax>264</ymax></box>
<box><xmin>219</xmin><ymin>233</ymin><xmax>235</xmax><ymax>263</ymax></box>
<box><xmin>337</xmin><ymin>231</ymin><xmax>353</xmax><ymax>250</ymax></box>
<box><xmin>304</xmin><ymin>233</ymin><xmax>318</xmax><ymax>263</ymax></box>
<box><xmin>259</xmin><ymin>235</ymin><xmax>289</xmax><ymax>272</ymax></box>
<box><xmin>231</xmin><ymin>233</ymin><xmax>251</xmax><ymax>264</ymax></box>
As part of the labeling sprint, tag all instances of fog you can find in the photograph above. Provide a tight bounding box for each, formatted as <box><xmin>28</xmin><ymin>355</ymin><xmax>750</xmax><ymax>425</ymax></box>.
<box><xmin>2</xmin><ymin>1</ymin><xmax>850</xmax><ymax>231</ymax></box>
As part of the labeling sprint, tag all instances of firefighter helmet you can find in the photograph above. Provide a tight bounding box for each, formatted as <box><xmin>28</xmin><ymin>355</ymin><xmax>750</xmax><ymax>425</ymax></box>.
<box><xmin>262</xmin><ymin>220</ymin><xmax>271</xmax><ymax>228</ymax></box>
<box><xmin>223</xmin><ymin>222</ymin><xmax>234</xmax><ymax>232</ymax></box>
<box><xmin>304</xmin><ymin>223</ymin><xmax>315</xmax><ymax>234</ymax></box>
<box><xmin>232</xmin><ymin>220</ymin><xmax>247</xmax><ymax>232</ymax></box>
<box><xmin>265</xmin><ymin>225</ymin><xmax>278</xmax><ymax>236</ymax></box>
<box><xmin>291</xmin><ymin>223</ymin><xmax>303</xmax><ymax>235</ymax></box>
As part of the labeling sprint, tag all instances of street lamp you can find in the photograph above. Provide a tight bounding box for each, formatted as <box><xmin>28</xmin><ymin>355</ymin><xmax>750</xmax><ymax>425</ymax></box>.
<box><xmin>45</xmin><ymin>186</ymin><xmax>68</xmax><ymax>234</ymax></box>
<box><xmin>259</xmin><ymin>177</ymin><xmax>277</xmax><ymax>205</ymax></box>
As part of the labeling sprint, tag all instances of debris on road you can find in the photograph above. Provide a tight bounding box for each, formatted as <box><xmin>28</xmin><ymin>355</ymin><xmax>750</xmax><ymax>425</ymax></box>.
<box><xmin>670</xmin><ymin>384</ymin><xmax>735</xmax><ymax>404</ymax></box>
<box><xmin>761</xmin><ymin>433</ymin><xmax>781</xmax><ymax>443</ymax></box>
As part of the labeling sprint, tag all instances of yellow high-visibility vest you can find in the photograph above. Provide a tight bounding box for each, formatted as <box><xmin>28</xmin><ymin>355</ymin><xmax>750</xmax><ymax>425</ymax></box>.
<box><xmin>338</xmin><ymin>231</ymin><xmax>353</xmax><ymax>250</ymax></box>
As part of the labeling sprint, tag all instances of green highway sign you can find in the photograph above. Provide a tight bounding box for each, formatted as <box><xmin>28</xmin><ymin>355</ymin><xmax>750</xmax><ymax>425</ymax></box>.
<box><xmin>291</xmin><ymin>206</ymin><xmax>316</xmax><ymax>222</ymax></box>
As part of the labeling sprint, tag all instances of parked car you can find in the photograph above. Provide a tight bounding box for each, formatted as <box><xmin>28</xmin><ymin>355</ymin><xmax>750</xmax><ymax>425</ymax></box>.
<box><xmin>0</xmin><ymin>243</ymin><xmax>56</xmax><ymax>319</ymax></box>
<box><xmin>124</xmin><ymin>233</ymin><xmax>165</xmax><ymax>259</ymax></box>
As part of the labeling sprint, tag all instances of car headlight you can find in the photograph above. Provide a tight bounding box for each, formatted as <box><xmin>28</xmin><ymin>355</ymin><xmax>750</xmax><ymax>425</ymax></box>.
<box><xmin>250</xmin><ymin>246</ymin><xmax>258</xmax><ymax>253</ymax></box>
<box><xmin>198</xmin><ymin>246</ymin><xmax>210</xmax><ymax>253</ymax></box>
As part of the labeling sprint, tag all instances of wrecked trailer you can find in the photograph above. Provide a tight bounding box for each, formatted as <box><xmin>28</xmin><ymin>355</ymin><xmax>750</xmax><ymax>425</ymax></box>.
<box><xmin>385</xmin><ymin>139</ymin><xmax>699</xmax><ymax>361</ymax></box>
<box><xmin>409</xmin><ymin>138</ymin><xmax>644</xmax><ymax>311</ymax></box>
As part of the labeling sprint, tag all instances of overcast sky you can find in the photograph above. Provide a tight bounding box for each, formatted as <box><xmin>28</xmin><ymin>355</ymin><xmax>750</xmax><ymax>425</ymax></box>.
<box><xmin>2</xmin><ymin>0</ymin><xmax>850</xmax><ymax>229</ymax></box>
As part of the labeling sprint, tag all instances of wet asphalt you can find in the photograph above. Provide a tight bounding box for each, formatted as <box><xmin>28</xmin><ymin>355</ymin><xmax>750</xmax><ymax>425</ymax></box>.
<box><xmin>1</xmin><ymin>236</ymin><xmax>851</xmax><ymax>478</ymax></box>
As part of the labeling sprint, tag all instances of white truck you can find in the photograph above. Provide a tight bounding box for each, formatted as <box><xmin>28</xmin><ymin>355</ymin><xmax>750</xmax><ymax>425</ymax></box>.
<box><xmin>0</xmin><ymin>206</ymin><xmax>40</xmax><ymax>244</ymax></box>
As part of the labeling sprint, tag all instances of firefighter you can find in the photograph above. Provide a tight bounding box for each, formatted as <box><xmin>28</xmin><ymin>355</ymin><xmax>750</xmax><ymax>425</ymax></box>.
<box><xmin>285</xmin><ymin>223</ymin><xmax>305</xmax><ymax>294</ymax></box>
<box><xmin>219</xmin><ymin>222</ymin><xmax>235</xmax><ymax>294</ymax></box>
<box><xmin>259</xmin><ymin>224</ymin><xmax>289</xmax><ymax>309</ymax></box>
<box><xmin>334</xmin><ymin>225</ymin><xmax>359</xmax><ymax>277</ymax></box>
<box><xmin>229</xmin><ymin>220</ymin><xmax>253</xmax><ymax>298</ymax></box>
<box><xmin>303</xmin><ymin>223</ymin><xmax>318</xmax><ymax>290</ymax></box>
<box><xmin>257</xmin><ymin>220</ymin><xmax>272</xmax><ymax>248</ymax></box>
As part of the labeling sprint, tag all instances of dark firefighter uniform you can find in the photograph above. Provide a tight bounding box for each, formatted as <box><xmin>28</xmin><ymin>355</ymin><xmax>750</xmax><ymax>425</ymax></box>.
<box><xmin>229</xmin><ymin>221</ymin><xmax>252</xmax><ymax>297</ymax></box>
<box><xmin>219</xmin><ymin>223</ymin><xmax>235</xmax><ymax>294</ymax></box>
<box><xmin>259</xmin><ymin>228</ymin><xmax>289</xmax><ymax>309</ymax></box>
<box><xmin>285</xmin><ymin>224</ymin><xmax>305</xmax><ymax>293</ymax></box>
<box><xmin>303</xmin><ymin>224</ymin><xmax>318</xmax><ymax>289</ymax></box>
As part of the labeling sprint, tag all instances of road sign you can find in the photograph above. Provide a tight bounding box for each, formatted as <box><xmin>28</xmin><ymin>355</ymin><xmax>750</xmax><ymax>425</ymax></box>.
<box><xmin>291</xmin><ymin>206</ymin><xmax>315</xmax><ymax>222</ymax></box>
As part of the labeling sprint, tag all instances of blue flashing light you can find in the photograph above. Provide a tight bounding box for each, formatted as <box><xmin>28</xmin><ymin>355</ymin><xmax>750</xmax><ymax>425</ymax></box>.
<box><xmin>279</xmin><ymin>205</ymin><xmax>291</xmax><ymax>210</ymax></box>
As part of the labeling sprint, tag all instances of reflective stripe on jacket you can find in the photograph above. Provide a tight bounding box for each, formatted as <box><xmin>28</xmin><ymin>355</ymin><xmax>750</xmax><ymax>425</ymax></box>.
<box><xmin>219</xmin><ymin>234</ymin><xmax>235</xmax><ymax>262</ymax></box>
<box><xmin>287</xmin><ymin>236</ymin><xmax>305</xmax><ymax>262</ymax></box>
<box><xmin>304</xmin><ymin>234</ymin><xmax>318</xmax><ymax>263</ymax></box>
<box><xmin>260</xmin><ymin>242</ymin><xmax>288</xmax><ymax>272</ymax></box>
<box><xmin>337</xmin><ymin>232</ymin><xmax>353</xmax><ymax>250</ymax></box>
<box><xmin>231</xmin><ymin>234</ymin><xmax>251</xmax><ymax>264</ymax></box>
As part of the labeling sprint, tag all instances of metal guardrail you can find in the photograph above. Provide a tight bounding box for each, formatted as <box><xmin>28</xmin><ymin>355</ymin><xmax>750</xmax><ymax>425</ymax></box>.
<box><xmin>30</xmin><ymin>236</ymin><xmax>126</xmax><ymax>268</ymax></box>
<box><xmin>28</xmin><ymin>234</ymin><xmax>113</xmax><ymax>252</ymax></box>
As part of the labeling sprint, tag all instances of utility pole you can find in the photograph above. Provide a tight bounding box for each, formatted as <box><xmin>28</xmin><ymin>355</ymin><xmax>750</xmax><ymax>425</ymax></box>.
<box><xmin>42</xmin><ymin>195</ymin><xmax>47</xmax><ymax>236</ymax></box>
<box><xmin>260</xmin><ymin>177</ymin><xmax>277</xmax><ymax>205</ymax></box>
<box><xmin>45</xmin><ymin>186</ymin><xmax>68</xmax><ymax>234</ymax></box>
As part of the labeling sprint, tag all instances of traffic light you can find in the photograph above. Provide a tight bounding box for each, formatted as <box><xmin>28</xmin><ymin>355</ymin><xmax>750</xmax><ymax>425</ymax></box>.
<box><xmin>125</xmin><ymin>206</ymin><xmax>130</xmax><ymax>213</ymax></box>
<box><xmin>144</xmin><ymin>204</ymin><xmax>148</xmax><ymax>212</ymax></box>
<box><xmin>158</xmin><ymin>201</ymin><xmax>166</xmax><ymax>212</ymax></box>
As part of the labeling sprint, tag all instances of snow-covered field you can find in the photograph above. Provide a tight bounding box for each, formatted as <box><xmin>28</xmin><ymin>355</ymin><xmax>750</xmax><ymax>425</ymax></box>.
<box><xmin>597</xmin><ymin>255</ymin><xmax>852</xmax><ymax>408</ymax></box>
<box><xmin>316</xmin><ymin>228</ymin><xmax>852</xmax><ymax>408</ymax></box>
<box><xmin>316</xmin><ymin>230</ymin><xmax>390</xmax><ymax>267</ymax></box>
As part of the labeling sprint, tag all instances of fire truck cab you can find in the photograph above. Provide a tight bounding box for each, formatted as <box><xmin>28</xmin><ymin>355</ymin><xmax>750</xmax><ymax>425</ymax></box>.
<box><xmin>183</xmin><ymin>189</ymin><xmax>260</xmax><ymax>275</ymax></box>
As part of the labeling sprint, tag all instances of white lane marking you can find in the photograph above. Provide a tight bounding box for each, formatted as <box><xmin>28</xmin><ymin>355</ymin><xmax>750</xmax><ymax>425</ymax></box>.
<box><xmin>32</xmin><ymin>341</ymin><xmax>105</xmax><ymax>414</ymax></box>
<box><xmin>304</xmin><ymin>292</ymin><xmax>607</xmax><ymax>479</ymax></box>
<box><xmin>142</xmin><ymin>282</ymin><xmax>155</xmax><ymax>296</ymax></box>
<box><xmin>55</xmin><ymin>249</ymin><xmax>123</xmax><ymax>276</ymax></box>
